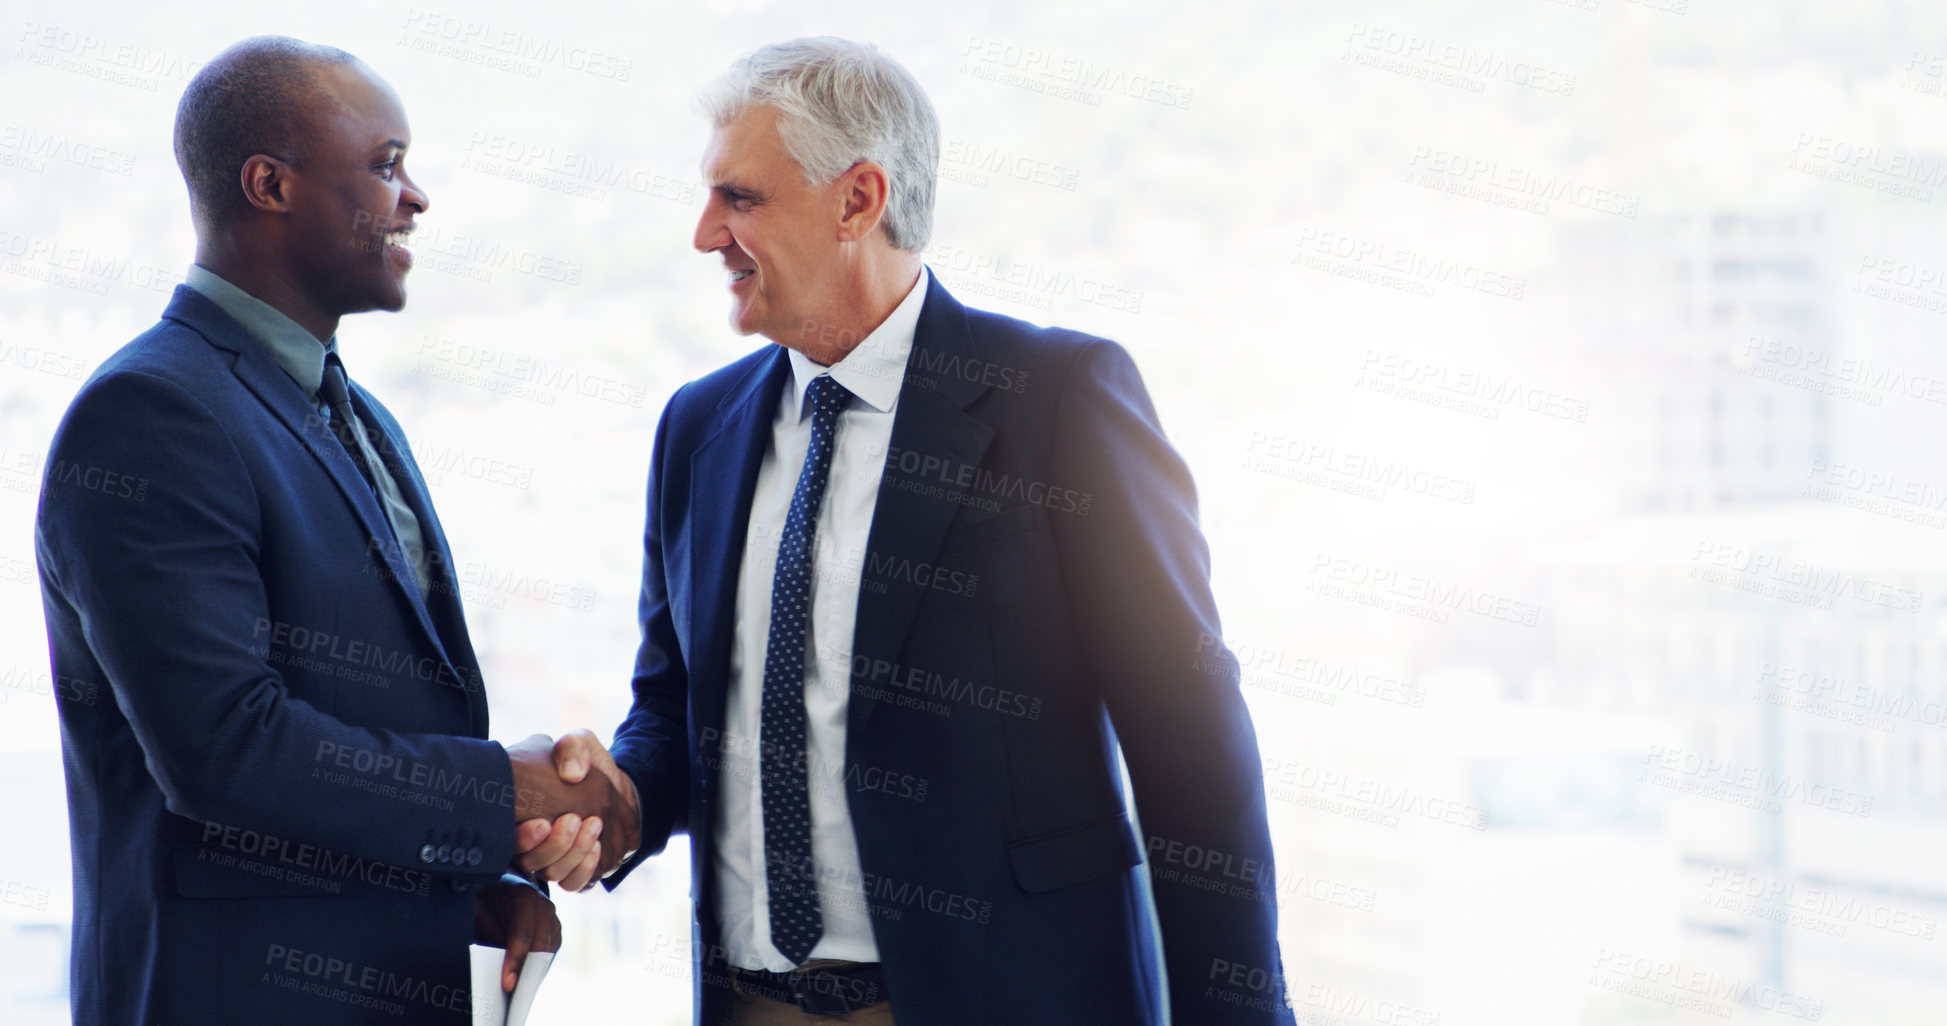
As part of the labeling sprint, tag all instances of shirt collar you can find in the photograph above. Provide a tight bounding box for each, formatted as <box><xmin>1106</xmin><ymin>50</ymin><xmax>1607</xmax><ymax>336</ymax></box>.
<box><xmin>183</xmin><ymin>264</ymin><xmax>335</xmax><ymax>399</ymax></box>
<box><xmin>785</xmin><ymin>266</ymin><xmax>929</xmax><ymax>420</ymax></box>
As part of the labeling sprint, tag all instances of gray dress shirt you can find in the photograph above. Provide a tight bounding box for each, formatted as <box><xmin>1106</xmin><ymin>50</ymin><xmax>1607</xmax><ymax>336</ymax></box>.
<box><xmin>183</xmin><ymin>265</ymin><xmax>432</xmax><ymax>595</ymax></box>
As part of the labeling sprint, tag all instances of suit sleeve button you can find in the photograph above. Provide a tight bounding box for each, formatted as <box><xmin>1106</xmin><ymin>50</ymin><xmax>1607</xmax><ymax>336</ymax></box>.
<box><xmin>419</xmin><ymin>844</ymin><xmax>436</xmax><ymax>864</ymax></box>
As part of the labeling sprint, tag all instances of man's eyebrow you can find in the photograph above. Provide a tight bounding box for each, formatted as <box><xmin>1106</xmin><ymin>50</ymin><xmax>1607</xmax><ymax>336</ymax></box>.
<box><xmin>371</xmin><ymin>138</ymin><xmax>408</xmax><ymax>154</ymax></box>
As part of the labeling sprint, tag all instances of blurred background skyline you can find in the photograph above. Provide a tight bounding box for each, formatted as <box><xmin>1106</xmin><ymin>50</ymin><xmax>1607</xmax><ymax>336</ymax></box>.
<box><xmin>3</xmin><ymin>0</ymin><xmax>1945</xmax><ymax>1022</ymax></box>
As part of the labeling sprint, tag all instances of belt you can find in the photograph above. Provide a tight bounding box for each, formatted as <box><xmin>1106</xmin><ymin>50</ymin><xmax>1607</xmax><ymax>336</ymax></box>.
<box><xmin>728</xmin><ymin>960</ymin><xmax>888</xmax><ymax>1016</ymax></box>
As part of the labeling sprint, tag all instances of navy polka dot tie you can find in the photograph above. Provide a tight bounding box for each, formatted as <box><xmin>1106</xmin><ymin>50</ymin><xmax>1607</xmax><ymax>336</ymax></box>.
<box><xmin>761</xmin><ymin>373</ymin><xmax>850</xmax><ymax>965</ymax></box>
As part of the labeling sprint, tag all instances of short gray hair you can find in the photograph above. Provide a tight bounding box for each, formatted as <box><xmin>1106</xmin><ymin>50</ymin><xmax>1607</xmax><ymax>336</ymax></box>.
<box><xmin>698</xmin><ymin>37</ymin><xmax>940</xmax><ymax>252</ymax></box>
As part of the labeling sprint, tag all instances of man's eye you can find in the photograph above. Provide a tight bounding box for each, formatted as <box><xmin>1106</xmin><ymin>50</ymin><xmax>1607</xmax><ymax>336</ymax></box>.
<box><xmin>376</xmin><ymin>160</ymin><xmax>398</xmax><ymax>180</ymax></box>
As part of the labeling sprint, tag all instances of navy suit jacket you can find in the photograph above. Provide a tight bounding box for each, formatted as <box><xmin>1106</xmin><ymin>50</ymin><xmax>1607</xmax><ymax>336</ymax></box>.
<box><xmin>607</xmin><ymin>274</ymin><xmax>1296</xmax><ymax>1025</ymax></box>
<box><xmin>36</xmin><ymin>287</ymin><xmax>520</xmax><ymax>1026</ymax></box>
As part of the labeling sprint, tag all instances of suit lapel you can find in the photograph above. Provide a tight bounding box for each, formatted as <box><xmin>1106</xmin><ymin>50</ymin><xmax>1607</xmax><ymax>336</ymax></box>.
<box><xmin>688</xmin><ymin>349</ymin><xmax>792</xmax><ymax>737</ymax></box>
<box><xmin>849</xmin><ymin>275</ymin><xmax>995</xmax><ymax>740</ymax></box>
<box><xmin>350</xmin><ymin>385</ymin><xmax>489</xmax><ymax>736</ymax></box>
<box><xmin>161</xmin><ymin>288</ymin><xmax>463</xmax><ymax>706</ymax></box>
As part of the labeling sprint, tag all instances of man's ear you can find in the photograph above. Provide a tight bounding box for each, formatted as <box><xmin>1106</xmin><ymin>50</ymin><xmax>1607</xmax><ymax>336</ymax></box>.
<box><xmin>835</xmin><ymin>161</ymin><xmax>891</xmax><ymax>243</ymax></box>
<box><xmin>239</xmin><ymin>154</ymin><xmax>296</xmax><ymax>215</ymax></box>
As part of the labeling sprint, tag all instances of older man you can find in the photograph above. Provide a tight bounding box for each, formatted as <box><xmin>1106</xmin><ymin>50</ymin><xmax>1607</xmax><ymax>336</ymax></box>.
<box><xmin>36</xmin><ymin>36</ymin><xmax>632</xmax><ymax>1025</ymax></box>
<box><xmin>521</xmin><ymin>37</ymin><xmax>1295</xmax><ymax>1025</ymax></box>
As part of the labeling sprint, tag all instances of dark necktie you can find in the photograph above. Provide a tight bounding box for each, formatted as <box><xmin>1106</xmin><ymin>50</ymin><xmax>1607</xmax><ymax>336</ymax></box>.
<box><xmin>319</xmin><ymin>352</ymin><xmax>379</xmax><ymax>496</ymax></box>
<box><xmin>761</xmin><ymin>373</ymin><xmax>850</xmax><ymax>965</ymax></box>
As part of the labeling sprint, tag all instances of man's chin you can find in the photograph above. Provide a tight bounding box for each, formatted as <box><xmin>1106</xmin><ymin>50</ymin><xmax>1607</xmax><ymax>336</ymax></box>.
<box><xmin>728</xmin><ymin>307</ymin><xmax>767</xmax><ymax>339</ymax></box>
<box><xmin>366</xmin><ymin>282</ymin><xmax>409</xmax><ymax>313</ymax></box>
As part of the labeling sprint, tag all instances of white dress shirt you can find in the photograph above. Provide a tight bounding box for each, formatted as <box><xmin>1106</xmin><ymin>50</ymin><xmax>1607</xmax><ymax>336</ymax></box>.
<box><xmin>715</xmin><ymin>268</ymin><xmax>929</xmax><ymax>970</ymax></box>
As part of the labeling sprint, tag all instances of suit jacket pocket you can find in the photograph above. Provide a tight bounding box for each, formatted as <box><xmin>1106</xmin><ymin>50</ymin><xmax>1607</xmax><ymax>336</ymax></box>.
<box><xmin>1006</xmin><ymin>811</ymin><xmax>1143</xmax><ymax>893</ymax></box>
<box><xmin>938</xmin><ymin>503</ymin><xmax>1037</xmax><ymax>556</ymax></box>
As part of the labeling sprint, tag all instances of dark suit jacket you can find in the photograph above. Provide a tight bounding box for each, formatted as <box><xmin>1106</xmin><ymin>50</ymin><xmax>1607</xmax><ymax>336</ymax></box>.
<box><xmin>607</xmin><ymin>274</ymin><xmax>1295</xmax><ymax>1025</ymax></box>
<box><xmin>36</xmin><ymin>286</ymin><xmax>520</xmax><ymax>1026</ymax></box>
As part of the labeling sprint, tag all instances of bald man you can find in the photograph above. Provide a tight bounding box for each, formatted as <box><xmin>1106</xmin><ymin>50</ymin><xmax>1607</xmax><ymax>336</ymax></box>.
<box><xmin>35</xmin><ymin>36</ymin><xmax>628</xmax><ymax>1025</ymax></box>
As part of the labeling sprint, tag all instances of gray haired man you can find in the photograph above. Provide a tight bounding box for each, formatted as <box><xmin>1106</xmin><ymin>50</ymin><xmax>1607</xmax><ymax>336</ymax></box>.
<box><xmin>518</xmin><ymin>37</ymin><xmax>1295</xmax><ymax>1026</ymax></box>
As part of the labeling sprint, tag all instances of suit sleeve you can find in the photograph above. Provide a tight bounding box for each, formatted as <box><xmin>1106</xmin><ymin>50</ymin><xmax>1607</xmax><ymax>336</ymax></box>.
<box><xmin>35</xmin><ymin>369</ymin><xmax>515</xmax><ymax>883</ymax></box>
<box><xmin>1047</xmin><ymin>341</ymin><xmax>1296</xmax><ymax>1024</ymax></box>
<box><xmin>602</xmin><ymin>392</ymin><xmax>691</xmax><ymax>888</ymax></box>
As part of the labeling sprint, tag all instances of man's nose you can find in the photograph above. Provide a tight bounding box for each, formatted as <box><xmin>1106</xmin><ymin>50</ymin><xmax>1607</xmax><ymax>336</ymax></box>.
<box><xmin>400</xmin><ymin>171</ymin><xmax>430</xmax><ymax>215</ymax></box>
<box><xmin>694</xmin><ymin>195</ymin><xmax>728</xmax><ymax>252</ymax></box>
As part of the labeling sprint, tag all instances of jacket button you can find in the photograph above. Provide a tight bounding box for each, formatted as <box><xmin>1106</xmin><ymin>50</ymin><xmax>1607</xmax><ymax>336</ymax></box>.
<box><xmin>467</xmin><ymin>847</ymin><xmax>483</xmax><ymax>866</ymax></box>
<box><xmin>419</xmin><ymin>844</ymin><xmax>436</xmax><ymax>864</ymax></box>
<box><xmin>436</xmin><ymin>844</ymin><xmax>452</xmax><ymax>863</ymax></box>
<box><xmin>451</xmin><ymin>879</ymin><xmax>468</xmax><ymax>893</ymax></box>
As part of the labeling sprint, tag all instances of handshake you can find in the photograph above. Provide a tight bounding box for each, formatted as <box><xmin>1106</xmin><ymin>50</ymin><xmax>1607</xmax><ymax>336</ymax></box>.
<box><xmin>506</xmin><ymin>729</ymin><xmax>642</xmax><ymax>892</ymax></box>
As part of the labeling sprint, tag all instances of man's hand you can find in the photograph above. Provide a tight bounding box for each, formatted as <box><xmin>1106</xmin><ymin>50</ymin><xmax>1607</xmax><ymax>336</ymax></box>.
<box><xmin>474</xmin><ymin>878</ymin><xmax>560</xmax><ymax>993</ymax></box>
<box><xmin>513</xmin><ymin>729</ymin><xmax>641</xmax><ymax>891</ymax></box>
<box><xmin>506</xmin><ymin>732</ymin><xmax>630</xmax><ymax>828</ymax></box>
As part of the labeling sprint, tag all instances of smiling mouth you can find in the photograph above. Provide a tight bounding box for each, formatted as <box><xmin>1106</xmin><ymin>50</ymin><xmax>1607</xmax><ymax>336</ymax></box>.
<box><xmin>382</xmin><ymin>224</ymin><xmax>415</xmax><ymax>269</ymax></box>
<box><xmin>729</xmin><ymin>269</ymin><xmax>754</xmax><ymax>284</ymax></box>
